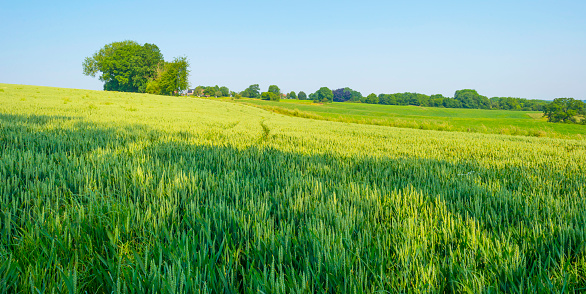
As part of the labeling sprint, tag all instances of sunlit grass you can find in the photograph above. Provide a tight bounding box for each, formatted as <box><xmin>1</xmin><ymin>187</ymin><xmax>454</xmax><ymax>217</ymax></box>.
<box><xmin>236</xmin><ymin>98</ymin><xmax>585</xmax><ymax>139</ymax></box>
<box><xmin>0</xmin><ymin>83</ymin><xmax>585</xmax><ymax>292</ymax></box>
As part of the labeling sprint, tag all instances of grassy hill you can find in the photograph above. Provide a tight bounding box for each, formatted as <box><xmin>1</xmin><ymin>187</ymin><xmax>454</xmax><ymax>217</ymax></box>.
<box><xmin>1</xmin><ymin>83</ymin><xmax>585</xmax><ymax>292</ymax></box>
<box><xmin>235</xmin><ymin>98</ymin><xmax>586</xmax><ymax>139</ymax></box>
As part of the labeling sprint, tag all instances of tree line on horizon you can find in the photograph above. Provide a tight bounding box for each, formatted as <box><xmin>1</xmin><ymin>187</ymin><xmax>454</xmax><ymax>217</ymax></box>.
<box><xmin>231</xmin><ymin>85</ymin><xmax>585</xmax><ymax>124</ymax></box>
<box><xmin>83</xmin><ymin>41</ymin><xmax>584</xmax><ymax>124</ymax></box>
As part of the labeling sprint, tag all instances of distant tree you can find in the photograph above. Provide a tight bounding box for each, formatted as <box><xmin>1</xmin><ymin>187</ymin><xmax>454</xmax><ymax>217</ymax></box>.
<box><xmin>349</xmin><ymin>88</ymin><xmax>363</xmax><ymax>102</ymax></box>
<box><xmin>333</xmin><ymin>88</ymin><xmax>350</xmax><ymax>102</ymax></box>
<box><xmin>83</xmin><ymin>40</ymin><xmax>164</xmax><ymax>93</ymax></box>
<box><xmin>203</xmin><ymin>86</ymin><xmax>219</xmax><ymax>97</ymax></box>
<box><xmin>241</xmin><ymin>84</ymin><xmax>260</xmax><ymax>98</ymax></box>
<box><xmin>220</xmin><ymin>86</ymin><xmax>230</xmax><ymax>97</ymax></box>
<box><xmin>311</xmin><ymin>87</ymin><xmax>333</xmax><ymax>103</ymax></box>
<box><xmin>542</xmin><ymin>98</ymin><xmax>586</xmax><ymax>123</ymax></box>
<box><xmin>454</xmin><ymin>89</ymin><xmax>490</xmax><ymax>109</ymax></box>
<box><xmin>298</xmin><ymin>91</ymin><xmax>307</xmax><ymax>100</ymax></box>
<box><xmin>417</xmin><ymin>94</ymin><xmax>430</xmax><ymax>106</ymax></box>
<box><xmin>194</xmin><ymin>86</ymin><xmax>205</xmax><ymax>96</ymax></box>
<box><xmin>268</xmin><ymin>85</ymin><xmax>281</xmax><ymax>96</ymax></box>
<box><xmin>229</xmin><ymin>91</ymin><xmax>237</xmax><ymax>97</ymax></box>
<box><xmin>429</xmin><ymin>94</ymin><xmax>445</xmax><ymax>107</ymax></box>
<box><xmin>145</xmin><ymin>56</ymin><xmax>190</xmax><ymax>96</ymax></box>
<box><xmin>333</xmin><ymin>87</ymin><xmax>362</xmax><ymax>102</ymax></box>
<box><xmin>288</xmin><ymin>91</ymin><xmax>297</xmax><ymax>99</ymax></box>
<box><xmin>378</xmin><ymin>94</ymin><xmax>396</xmax><ymax>105</ymax></box>
<box><xmin>489</xmin><ymin>96</ymin><xmax>548</xmax><ymax>111</ymax></box>
<box><xmin>365</xmin><ymin>93</ymin><xmax>379</xmax><ymax>104</ymax></box>
<box><xmin>443</xmin><ymin>98</ymin><xmax>463</xmax><ymax>108</ymax></box>
<box><xmin>261</xmin><ymin>91</ymin><xmax>279</xmax><ymax>101</ymax></box>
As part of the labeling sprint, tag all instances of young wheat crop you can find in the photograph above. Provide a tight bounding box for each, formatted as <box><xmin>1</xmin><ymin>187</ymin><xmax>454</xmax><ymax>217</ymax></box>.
<box><xmin>0</xmin><ymin>84</ymin><xmax>585</xmax><ymax>293</ymax></box>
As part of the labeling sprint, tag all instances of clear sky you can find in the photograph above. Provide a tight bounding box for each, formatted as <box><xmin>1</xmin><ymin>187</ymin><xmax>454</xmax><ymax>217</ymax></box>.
<box><xmin>1</xmin><ymin>0</ymin><xmax>585</xmax><ymax>100</ymax></box>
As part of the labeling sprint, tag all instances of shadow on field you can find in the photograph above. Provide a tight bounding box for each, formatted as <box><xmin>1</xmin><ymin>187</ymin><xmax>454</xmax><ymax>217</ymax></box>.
<box><xmin>0</xmin><ymin>112</ymin><xmax>584</xmax><ymax>292</ymax></box>
<box><xmin>0</xmin><ymin>112</ymin><xmax>161</xmax><ymax>156</ymax></box>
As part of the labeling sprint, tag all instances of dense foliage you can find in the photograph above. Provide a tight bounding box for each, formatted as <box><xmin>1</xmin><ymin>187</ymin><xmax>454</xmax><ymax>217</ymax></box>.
<box><xmin>83</xmin><ymin>41</ymin><xmax>189</xmax><ymax>95</ymax></box>
<box><xmin>270</xmin><ymin>86</ymin><xmax>549</xmax><ymax>112</ymax></box>
<box><xmin>145</xmin><ymin>57</ymin><xmax>190</xmax><ymax>96</ymax></box>
<box><xmin>286</xmin><ymin>91</ymin><xmax>297</xmax><ymax>99</ymax></box>
<box><xmin>83</xmin><ymin>41</ymin><xmax>163</xmax><ymax>93</ymax></box>
<box><xmin>366</xmin><ymin>90</ymin><xmax>550</xmax><ymax>111</ymax></box>
<box><xmin>309</xmin><ymin>87</ymin><xmax>333</xmax><ymax>103</ymax></box>
<box><xmin>298</xmin><ymin>91</ymin><xmax>307</xmax><ymax>100</ymax></box>
<box><xmin>193</xmin><ymin>85</ymin><xmax>230</xmax><ymax>97</ymax></box>
<box><xmin>543</xmin><ymin>97</ymin><xmax>586</xmax><ymax>124</ymax></box>
<box><xmin>454</xmin><ymin>89</ymin><xmax>491</xmax><ymax>109</ymax></box>
<box><xmin>268</xmin><ymin>85</ymin><xmax>281</xmax><ymax>96</ymax></box>
<box><xmin>490</xmin><ymin>97</ymin><xmax>549</xmax><ymax>111</ymax></box>
<box><xmin>241</xmin><ymin>84</ymin><xmax>260</xmax><ymax>98</ymax></box>
<box><xmin>332</xmin><ymin>87</ymin><xmax>363</xmax><ymax>102</ymax></box>
<box><xmin>363</xmin><ymin>93</ymin><xmax>379</xmax><ymax>104</ymax></box>
<box><xmin>261</xmin><ymin>91</ymin><xmax>280</xmax><ymax>101</ymax></box>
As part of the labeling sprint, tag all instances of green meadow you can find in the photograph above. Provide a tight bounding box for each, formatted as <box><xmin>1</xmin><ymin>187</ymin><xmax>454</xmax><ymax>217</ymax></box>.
<box><xmin>1</xmin><ymin>83</ymin><xmax>585</xmax><ymax>292</ymax></box>
<box><xmin>236</xmin><ymin>98</ymin><xmax>586</xmax><ymax>139</ymax></box>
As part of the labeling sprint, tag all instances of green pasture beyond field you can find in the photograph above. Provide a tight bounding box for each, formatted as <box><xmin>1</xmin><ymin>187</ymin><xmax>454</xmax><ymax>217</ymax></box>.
<box><xmin>237</xmin><ymin>98</ymin><xmax>586</xmax><ymax>139</ymax></box>
<box><xmin>1</xmin><ymin>83</ymin><xmax>586</xmax><ymax>292</ymax></box>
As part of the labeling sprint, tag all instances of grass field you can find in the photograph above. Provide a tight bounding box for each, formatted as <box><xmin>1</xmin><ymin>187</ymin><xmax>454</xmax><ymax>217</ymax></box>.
<box><xmin>235</xmin><ymin>98</ymin><xmax>586</xmax><ymax>139</ymax></box>
<box><xmin>1</xmin><ymin>83</ymin><xmax>586</xmax><ymax>292</ymax></box>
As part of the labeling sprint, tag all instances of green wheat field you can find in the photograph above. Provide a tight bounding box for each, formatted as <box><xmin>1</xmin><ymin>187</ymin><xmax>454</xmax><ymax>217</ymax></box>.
<box><xmin>235</xmin><ymin>98</ymin><xmax>586</xmax><ymax>139</ymax></box>
<box><xmin>1</xmin><ymin>83</ymin><xmax>585</xmax><ymax>293</ymax></box>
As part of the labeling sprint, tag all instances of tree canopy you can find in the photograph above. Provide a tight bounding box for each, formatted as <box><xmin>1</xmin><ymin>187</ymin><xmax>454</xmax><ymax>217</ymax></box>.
<box><xmin>310</xmin><ymin>87</ymin><xmax>333</xmax><ymax>103</ymax></box>
<box><xmin>261</xmin><ymin>91</ymin><xmax>280</xmax><ymax>101</ymax></box>
<box><xmin>83</xmin><ymin>41</ymin><xmax>189</xmax><ymax>95</ymax></box>
<box><xmin>193</xmin><ymin>85</ymin><xmax>230</xmax><ymax>97</ymax></box>
<box><xmin>542</xmin><ymin>98</ymin><xmax>586</xmax><ymax>124</ymax></box>
<box><xmin>287</xmin><ymin>91</ymin><xmax>297</xmax><ymax>99</ymax></box>
<box><xmin>83</xmin><ymin>41</ymin><xmax>164</xmax><ymax>93</ymax></box>
<box><xmin>454</xmin><ymin>89</ymin><xmax>491</xmax><ymax>109</ymax></box>
<box><xmin>145</xmin><ymin>57</ymin><xmax>190</xmax><ymax>96</ymax></box>
<box><xmin>298</xmin><ymin>91</ymin><xmax>307</xmax><ymax>100</ymax></box>
<box><xmin>241</xmin><ymin>84</ymin><xmax>260</xmax><ymax>98</ymax></box>
<box><xmin>268</xmin><ymin>85</ymin><xmax>281</xmax><ymax>96</ymax></box>
<box><xmin>363</xmin><ymin>93</ymin><xmax>379</xmax><ymax>104</ymax></box>
<box><xmin>333</xmin><ymin>87</ymin><xmax>363</xmax><ymax>102</ymax></box>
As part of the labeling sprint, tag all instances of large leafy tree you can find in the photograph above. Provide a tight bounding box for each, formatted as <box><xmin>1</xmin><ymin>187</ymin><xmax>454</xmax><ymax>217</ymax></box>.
<box><xmin>332</xmin><ymin>88</ymin><xmax>349</xmax><ymax>102</ymax></box>
<box><xmin>203</xmin><ymin>85</ymin><xmax>220</xmax><ymax>97</ymax></box>
<box><xmin>261</xmin><ymin>92</ymin><xmax>280</xmax><ymax>101</ymax></box>
<box><xmin>268</xmin><ymin>85</ymin><xmax>281</xmax><ymax>96</ymax></box>
<box><xmin>241</xmin><ymin>84</ymin><xmax>260</xmax><ymax>98</ymax></box>
<box><xmin>194</xmin><ymin>86</ymin><xmax>205</xmax><ymax>96</ymax></box>
<box><xmin>454</xmin><ymin>89</ymin><xmax>491</xmax><ymax>109</ymax></box>
<box><xmin>83</xmin><ymin>41</ymin><xmax>164</xmax><ymax>93</ymax></box>
<box><xmin>311</xmin><ymin>87</ymin><xmax>333</xmax><ymax>103</ymax></box>
<box><xmin>220</xmin><ymin>86</ymin><xmax>230</xmax><ymax>97</ymax></box>
<box><xmin>542</xmin><ymin>98</ymin><xmax>586</xmax><ymax>123</ymax></box>
<box><xmin>145</xmin><ymin>57</ymin><xmax>190</xmax><ymax>96</ymax></box>
<box><xmin>364</xmin><ymin>93</ymin><xmax>379</xmax><ymax>104</ymax></box>
<box><xmin>332</xmin><ymin>87</ymin><xmax>362</xmax><ymax>102</ymax></box>
<box><xmin>298</xmin><ymin>91</ymin><xmax>307</xmax><ymax>100</ymax></box>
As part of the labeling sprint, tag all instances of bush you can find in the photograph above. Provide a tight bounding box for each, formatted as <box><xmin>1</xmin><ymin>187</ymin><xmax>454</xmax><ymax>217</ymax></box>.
<box><xmin>261</xmin><ymin>92</ymin><xmax>280</xmax><ymax>101</ymax></box>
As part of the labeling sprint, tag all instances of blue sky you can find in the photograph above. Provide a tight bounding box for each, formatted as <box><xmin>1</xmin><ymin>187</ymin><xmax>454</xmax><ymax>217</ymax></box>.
<box><xmin>1</xmin><ymin>0</ymin><xmax>585</xmax><ymax>99</ymax></box>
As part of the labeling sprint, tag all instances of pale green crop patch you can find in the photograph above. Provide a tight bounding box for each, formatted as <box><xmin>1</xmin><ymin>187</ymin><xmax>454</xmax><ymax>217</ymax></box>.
<box><xmin>0</xmin><ymin>83</ymin><xmax>585</xmax><ymax>292</ymax></box>
<box><xmin>236</xmin><ymin>98</ymin><xmax>586</xmax><ymax>139</ymax></box>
